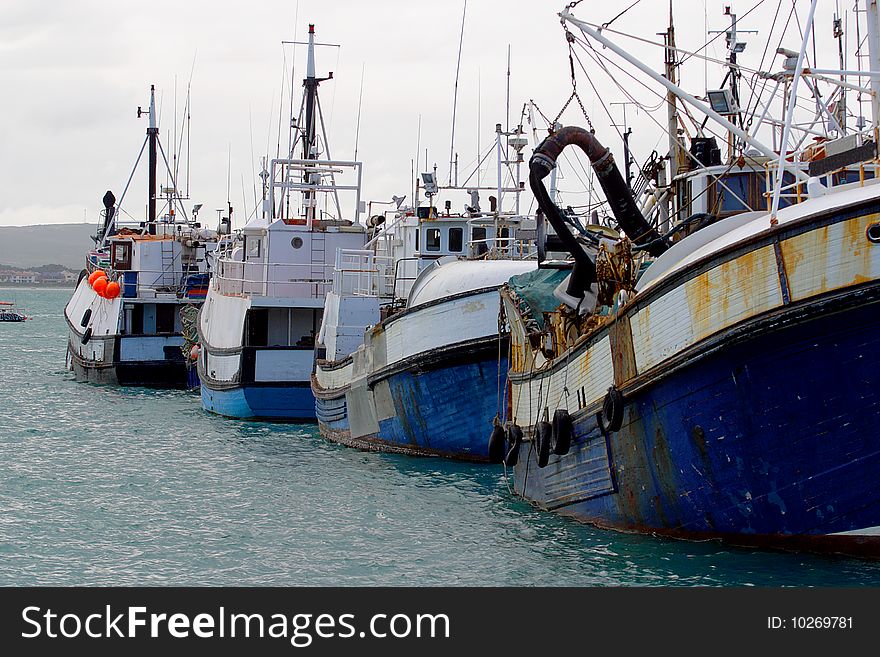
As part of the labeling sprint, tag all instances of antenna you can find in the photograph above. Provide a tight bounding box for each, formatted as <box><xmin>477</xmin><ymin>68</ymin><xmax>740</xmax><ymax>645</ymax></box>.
<box><xmin>506</xmin><ymin>44</ymin><xmax>511</xmax><ymax>134</ymax></box>
<box><xmin>477</xmin><ymin>68</ymin><xmax>481</xmax><ymax>186</ymax></box>
<box><xmin>226</xmin><ymin>142</ymin><xmax>231</xmax><ymax>208</ymax></box>
<box><xmin>709</xmin><ymin>6</ymin><xmax>758</xmax><ymax>154</ymax></box>
<box><xmin>448</xmin><ymin>0</ymin><xmax>467</xmax><ymax>186</ymax></box>
<box><xmin>354</xmin><ymin>63</ymin><xmax>365</xmax><ymax>160</ymax></box>
<box><xmin>610</xmin><ymin>102</ymin><xmax>637</xmax><ymax>191</ymax></box>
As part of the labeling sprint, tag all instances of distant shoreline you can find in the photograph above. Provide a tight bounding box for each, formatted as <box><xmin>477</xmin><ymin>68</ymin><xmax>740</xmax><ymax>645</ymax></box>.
<box><xmin>0</xmin><ymin>284</ymin><xmax>76</xmax><ymax>289</ymax></box>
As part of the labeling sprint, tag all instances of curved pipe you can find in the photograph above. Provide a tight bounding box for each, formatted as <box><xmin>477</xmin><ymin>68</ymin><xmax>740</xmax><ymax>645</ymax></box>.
<box><xmin>529</xmin><ymin>170</ymin><xmax>595</xmax><ymax>299</ymax></box>
<box><xmin>530</xmin><ymin>126</ymin><xmax>669</xmax><ymax>259</ymax></box>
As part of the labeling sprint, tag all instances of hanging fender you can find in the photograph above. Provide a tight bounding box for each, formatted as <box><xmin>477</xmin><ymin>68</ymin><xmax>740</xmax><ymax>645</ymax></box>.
<box><xmin>535</xmin><ymin>421</ymin><xmax>552</xmax><ymax>468</ymax></box>
<box><xmin>80</xmin><ymin>327</ymin><xmax>93</xmax><ymax>345</ymax></box>
<box><xmin>488</xmin><ymin>424</ymin><xmax>506</xmax><ymax>464</ymax></box>
<box><xmin>597</xmin><ymin>386</ymin><xmax>625</xmax><ymax>433</ymax></box>
<box><xmin>551</xmin><ymin>408</ymin><xmax>573</xmax><ymax>455</ymax></box>
<box><xmin>504</xmin><ymin>424</ymin><xmax>523</xmax><ymax>467</ymax></box>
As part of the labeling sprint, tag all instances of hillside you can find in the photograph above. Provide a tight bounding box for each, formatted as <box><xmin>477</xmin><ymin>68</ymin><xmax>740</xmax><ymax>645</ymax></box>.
<box><xmin>0</xmin><ymin>224</ymin><xmax>95</xmax><ymax>270</ymax></box>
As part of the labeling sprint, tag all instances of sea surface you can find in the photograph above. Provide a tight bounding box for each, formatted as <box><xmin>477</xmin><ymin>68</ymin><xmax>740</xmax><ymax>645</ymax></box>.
<box><xmin>2</xmin><ymin>287</ymin><xmax>880</xmax><ymax>586</ymax></box>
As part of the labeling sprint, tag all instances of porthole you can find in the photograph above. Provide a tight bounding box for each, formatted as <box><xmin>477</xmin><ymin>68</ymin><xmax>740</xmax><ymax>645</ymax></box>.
<box><xmin>292</xmin><ymin>237</ymin><xmax>304</xmax><ymax>249</ymax></box>
<box><xmin>867</xmin><ymin>223</ymin><xmax>880</xmax><ymax>244</ymax></box>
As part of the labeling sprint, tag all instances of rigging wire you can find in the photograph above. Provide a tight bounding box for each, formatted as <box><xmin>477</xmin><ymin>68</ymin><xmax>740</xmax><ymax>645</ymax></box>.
<box><xmin>679</xmin><ymin>0</ymin><xmax>768</xmax><ymax>65</ymax></box>
<box><xmin>600</xmin><ymin>0</ymin><xmax>643</xmax><ymax>30</ymax></box>
<box><xmin>570</xmin><ymin>35</ymin><xmax>756</xmax><ymax>212</ymax></box>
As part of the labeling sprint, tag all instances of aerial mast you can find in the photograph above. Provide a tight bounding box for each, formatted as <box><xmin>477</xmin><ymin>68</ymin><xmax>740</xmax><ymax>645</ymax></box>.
<box><xmin>709</xmin><ymin>7</ymin><xmax>756</xmax><ymax>158</ymax></box>
<box><xmin>303</xmin><ymin>24</ymin><xmax>318</xmax><ymax>225</ymax></box>
<box><xmin>663</xmin><ymin>1</ymin><xmax>683</xmax><ymax>179</ymax></box>
<box><xmin>147</xmin><ymin>85</ymin><xmax>158</xmax><ymax>234</ymax></box>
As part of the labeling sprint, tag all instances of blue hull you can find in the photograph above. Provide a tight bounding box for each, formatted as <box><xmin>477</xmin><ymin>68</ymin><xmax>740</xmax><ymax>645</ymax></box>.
<box><xmin>514</xmin><ymin>290</ymin><xmax>880</xmax><ymax>554</ymax></box>
<box><xmin>201</xmin><ymin>383</ymin><xmax>316</xmax><ymax>421</ymax></box>
<box><xmin>317</xmin><ymin>353</ymin><xmax>506</xmax><ymax>461</ymax></box>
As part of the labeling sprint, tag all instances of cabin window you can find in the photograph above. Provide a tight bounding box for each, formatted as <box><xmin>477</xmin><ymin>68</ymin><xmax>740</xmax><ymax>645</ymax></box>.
<box><xmin>426</xmin><ymin>228</ymin><xmax>441</xmax><ymax>252</ymax></box>
<box><xmin>414</xmin><ymin>228</ymin><xmax>419</xmax><ymax>251</ymax></box>
<box><xmin>472</xmin><ymin>227</ymin><xmax>488</xmax><ymax>256</ymax></box>
<box><xmin>156</xmin><ymin>304</ymin><xmax>176</xmax><ymax>333</ymax></box>
<box><xmin>111</xmin><ymin>241</ymin><xmax>132</xmax><ymax>270</ymax></box>
<box><xmin>449</xmin><ymin>227</ymin><xmax>463</xmax><ymax>252</ymax></box>
<box><xmin>245</xmin><ymin>307</ymin><xmax>321</xmax><ymax>347</ymax></box>
<box><xmin>245</xmin><ymin>308</ymin><xmax>269</xmax><ymax>346</ymax></box>
<box><xmin>246</xmin><ymin>237</ymin><xmax>261</xmax><ymax>259</ymax></box>
<box><xmin>676</xmin><ymin>179</ymin><xmax>692</xmax><ymax>222</ymax></box>
<box><xmin>716</xmin><ymin>173</ymin><xmax>751</xmax><ymax>212</ymax></box>
<box><xmin>126</xmin><ymin>304</ymin><xmax>144</xmax><ymax>335</ymax></box>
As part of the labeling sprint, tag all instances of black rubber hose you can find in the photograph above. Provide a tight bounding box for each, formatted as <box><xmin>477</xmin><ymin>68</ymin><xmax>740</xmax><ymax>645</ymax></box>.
<box><xmin>530</xmin><ymin>169</ymin><xmax>596</xmax><ymax>299</ymax></box>
<box><xmin>530</xmin><ymin>126</ymin><xmax>669</xmax><ymax>258</ymax></box>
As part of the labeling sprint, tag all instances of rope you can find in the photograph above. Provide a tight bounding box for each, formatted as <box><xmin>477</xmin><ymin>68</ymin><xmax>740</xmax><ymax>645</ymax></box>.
<box><xmin>496</xmin><ymin>299</ymin><xmax>504</xmax><ymax>419</ymax></box>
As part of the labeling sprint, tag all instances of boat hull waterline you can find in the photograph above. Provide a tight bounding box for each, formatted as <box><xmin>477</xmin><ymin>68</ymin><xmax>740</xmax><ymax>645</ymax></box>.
<box><xmin>200</xmin><ymin>382</ymin><xmax>316</xmax><ymax>422</ymax></box>
<box><xmin>316</xmin><ymin>345</ymin><xmax>507</xmax><ymax>462</ymax></box>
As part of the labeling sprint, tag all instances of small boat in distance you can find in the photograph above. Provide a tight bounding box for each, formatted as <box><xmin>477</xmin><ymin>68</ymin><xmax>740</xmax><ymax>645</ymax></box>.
<box><xmin>64</xmin><ymin>85</ymin><xmax>223</xmax><ymax>388</ymax></box>
<box><xmin>0</xmin><ymin>301</ymin><xmax>28</xmax><ymax>322</ymax></box>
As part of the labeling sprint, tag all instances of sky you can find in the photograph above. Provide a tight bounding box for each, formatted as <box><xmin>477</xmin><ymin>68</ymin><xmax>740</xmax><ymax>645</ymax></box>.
<box><xmin>0</xmin><ymin>0</ymin><xmax>865</xmax><ymax>229</ymax></box>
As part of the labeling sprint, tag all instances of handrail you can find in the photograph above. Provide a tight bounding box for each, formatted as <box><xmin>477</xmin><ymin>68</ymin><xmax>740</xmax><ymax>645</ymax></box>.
<box><xmin>213</xmin><ymin>259</ymin><xmax>335</xmax><ymax>299</ymax></box>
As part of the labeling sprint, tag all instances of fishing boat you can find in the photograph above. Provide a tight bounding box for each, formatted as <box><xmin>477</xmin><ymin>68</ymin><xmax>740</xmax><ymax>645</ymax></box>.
<box><xmin>0</xmin><ymin>302</ymin><xmax>28</xmax><ymax>322</ymax></box>
<box><xmin>64</xmin><ymin>86</ymin><xmax>222</xmax><ymax>388</ymax></box>
<box><xmin>197</xmin><ymin>24</ymin><xmax>367</xmax><ymax>421</ymax></box>
<box><xmin>313</xmin><ymin>121</ymin><xmax>537</xmax><ymax>461</ymax></box>
<box><xmin>497</xmin><ymin>1</ymin><xmax>880</xmax><ymax>556</ymax></box>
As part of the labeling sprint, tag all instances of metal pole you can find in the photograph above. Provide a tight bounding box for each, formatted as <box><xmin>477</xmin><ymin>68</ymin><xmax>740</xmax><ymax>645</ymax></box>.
<box><xmin>770</xmin><ymin>0</ymin><xmax>819</xmax><ymax>224</ymax></box>
<box><xmin>495</xmin><ymin>123</ymin><xmax>502</xmax><ymax>256</ymax></box>
<box><xmin>148</xmin><ymin>85</ymin><xmax>158</xmax><ymax>234</ymax></box>
<box><xmin>304</xmin><ymin>24</ymin><xmax>318</xmax><ymax>228</ymax></box>
<box><xmin>866</xmin><ymin>0</ymin><xmax>880</xmax><ymax>129</ymax></box>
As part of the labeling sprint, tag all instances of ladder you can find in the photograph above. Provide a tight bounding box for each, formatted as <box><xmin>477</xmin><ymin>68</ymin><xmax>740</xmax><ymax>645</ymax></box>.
<box><xmin>310</xmin><ymin>230</ymin><xmax>326</xmax><ymax>297</ymax></box>
<box><xmin>160</xmin><ymin>239</ymin><xmax>176</xmax><ymax>288</ymax></box>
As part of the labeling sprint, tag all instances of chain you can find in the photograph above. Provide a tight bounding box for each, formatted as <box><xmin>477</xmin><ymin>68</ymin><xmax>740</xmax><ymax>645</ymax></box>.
<box><xmin>553</xmin><ymin>24</ymin><xmax>595</xmax><ymax>132</ymax></box>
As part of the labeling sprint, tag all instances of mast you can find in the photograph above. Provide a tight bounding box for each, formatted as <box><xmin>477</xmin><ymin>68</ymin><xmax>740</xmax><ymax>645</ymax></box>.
<box><xmin>495</xmin><ymin>122</ymin><xmax>502</xmax><ymax>256</ymax></box>
<box><xmin>147</xmin><ymin>85</ymin><xmax>158</xmax><ymax>234</ymax></box>
<box><xmin>302</xmin><ymin>23</ymin><xmax>333</xmax><ymax>229</ymax></box>
<box><xmin>664</xmin><ymin>1</ymin><xmax>683</xmax><ymax>179</ymax></box>
<box><xmin>303</xmin><ymin>24</ymin><xmax>318</xmax><ymax>225</ymax></box>
<box><xmin>303</xmin><ymin>24</ymin><xmax>317</xmax><ymax>160</ymax></box>
<box><xmin>710</xmin><ymin>7</ymin><xmax>756</xmax><ymax>157</ymax></box>
<box><xmin>660</xmin><ymin>1</ymin><xmax>680</xmax><ymax>233</ymax></box>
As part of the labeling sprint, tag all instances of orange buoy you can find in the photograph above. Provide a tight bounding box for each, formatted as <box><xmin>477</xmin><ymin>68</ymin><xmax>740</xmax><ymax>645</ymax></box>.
<box><xmin>92</xmin><ymin>277</ymin><xmax>108</xmax><ymax>297</ymax></box>
<box><xmin>104</xmin><ymin>280</ymin><xmax>121</xmax><ymax>299</ymax></box>
<box><xmin>88</xmin><ymin>270</ymin><xmax>106</xmax><ymax>286</ymax></box>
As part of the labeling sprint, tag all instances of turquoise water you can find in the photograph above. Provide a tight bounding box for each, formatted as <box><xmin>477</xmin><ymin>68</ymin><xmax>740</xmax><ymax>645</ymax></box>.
<box><xmin>2</xmin><ymin>287</ymin><xmax>880</xmax><ymax>586</ymax></box>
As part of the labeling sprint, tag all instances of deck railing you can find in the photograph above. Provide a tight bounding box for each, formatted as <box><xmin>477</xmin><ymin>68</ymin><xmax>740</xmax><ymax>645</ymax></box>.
<box><xmin>332</xmin><ymin>249</ymin><xmax>394</xmax><ymax>298</ymax></box>
<box><xmin>213</xmin><ymin>257</ymin><xmax>333</xmax><ymax>299</ymax></box>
